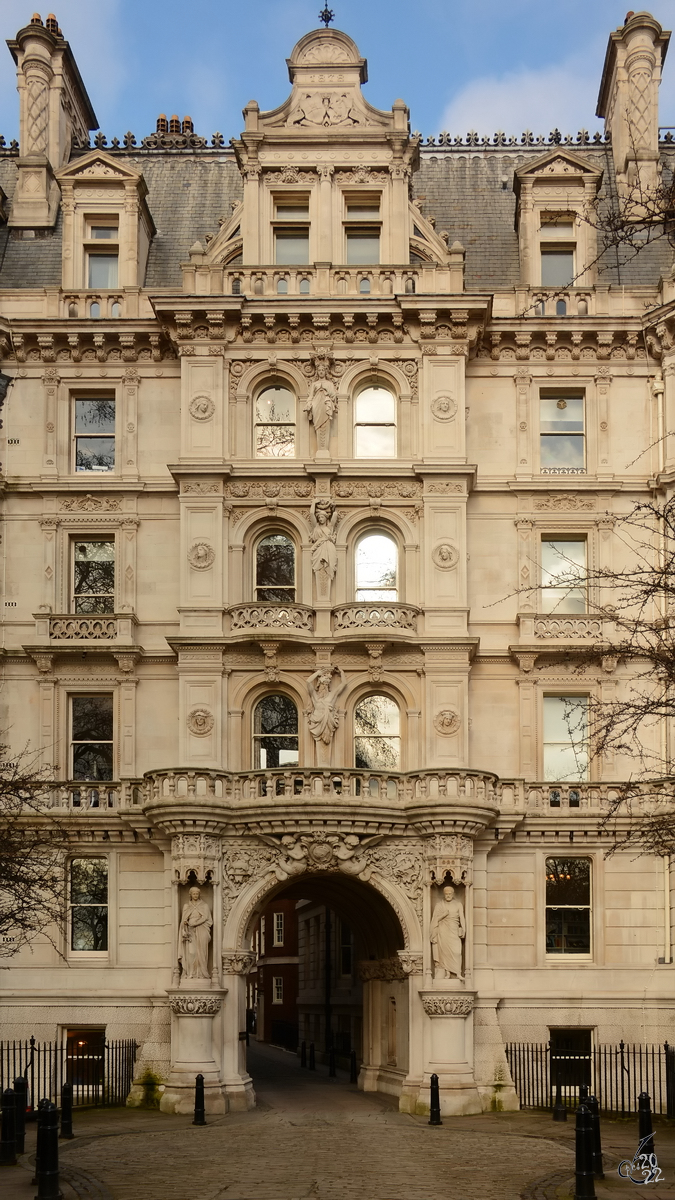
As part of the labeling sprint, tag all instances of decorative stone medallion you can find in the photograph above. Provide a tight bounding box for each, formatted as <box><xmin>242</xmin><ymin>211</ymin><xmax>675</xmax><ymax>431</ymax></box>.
<box><xmin>169</xmin><ymin>994</ymin><xmax>222</xmax><ymax>1015</ymax></box>
<box><xmin>432</xmin><ymin>543</ymin><xmax>459</xmax><ymax>569</ymax></box>
<box><xmin>421</xmin><ymin>993</ymin><xmax>473</xmax><ymax>1016</ymax></box>
<box><xmin>187</xmin><ymin>708</ymin><xmax>214</xmax><ymax>737</ymax></box>
<box><xmin>188</xmin><ymin>541</ymin><xmax>215</xmax><ymax>570</ymax></box>
<box><xmin>434</xmin><ymin>709</ymin><xmax>461</xmax><ymax>736</ymax></box>
<box><xmin>189</xmin><ymin>394</ymin><xmax>215</xmax><ymax>421</ymax></box>
<box><xmin>431</xmin><ymin>394</ymin><xmax>457</xmax><ymax>421</ymax></box>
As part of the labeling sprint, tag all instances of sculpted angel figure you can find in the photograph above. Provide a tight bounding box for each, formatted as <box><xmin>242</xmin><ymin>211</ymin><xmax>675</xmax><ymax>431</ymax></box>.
<box><xmin>177</xmin><ymin>886</ymin><xmax>213</xmax><ymax>981</ymax></box>
<box><xmin>307</xmin><ymin>665</ymin><xmax>347</xmax><ymax>751</ymax></box>
<box><xmin>304</xmin><ymin>359</ymin><xmax>338</xmax><ymax>456</ymax></box>
<box><xmin>309</xmin><ymin>499</ymin><xmax>339</xmax><ymax>596</ymax></box>
<box><xmin>430</xmin><ymin>885</ymin><xmax>466</xmax><ymax>982</ymax></box>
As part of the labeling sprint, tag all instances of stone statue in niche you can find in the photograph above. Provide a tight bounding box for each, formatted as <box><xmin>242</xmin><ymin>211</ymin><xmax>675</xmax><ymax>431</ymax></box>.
<box><xmin>304</xmin><ymin>358</ymin><xmax>338</xmax><ymax>457</ymax></box>
<box><xmin>430</xmin><ymin>884</ymin><xmax>465</xmax><ymax>982</ymax></box>
<box><xmin>177</xmin><ymin>886</ymin><xmax>213</xmax><ymax>982</ymax></box>
<box><xmin>307</xmin><ymin>665</ymin><xmax>347</xmax><ymax>759</ymax></box>
<box><xmin>309</xmin><ymin>499</ymin><xmax>339</xmax><ymax>597</ymax></box>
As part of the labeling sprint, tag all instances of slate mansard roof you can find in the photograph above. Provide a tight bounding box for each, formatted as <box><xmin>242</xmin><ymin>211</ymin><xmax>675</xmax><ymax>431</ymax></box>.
<box><xmin>0</xmin><ymin>137</ymin><xmax>673</xmax><ymax>292</ymax></box>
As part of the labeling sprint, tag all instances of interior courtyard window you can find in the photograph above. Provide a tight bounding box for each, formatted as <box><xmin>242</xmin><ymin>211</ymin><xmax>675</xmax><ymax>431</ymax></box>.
<box><xmin>354</xmin><ymin>384</ymin><xmax>396</xmax><ymax>457</ymax></box>
<box><xmin>254</xmin><ymin>385</ymin><xmax>296</xmax><ymax>457</ymax></box>
<box><xmin>73</xmin><ymin>541</ymin><xmax>115</xmax><ymax>613</ymax></box>
<box><xmin>545</xmin><ymin>857</ymin><xmax>591</xmax><ymax>955</ymax></box>
<box><xmin>74</xmin><ymin>398</ymin><xmax>115</xmax><ymax>472</ymax></box>
<box><xmin>71</xmin><ymin>695</ymin><xmax>114</xmax><ymax>781</ymax></box>
<box><xmin>253</xmin><ymin>695</ymin><xmax>299</xmax><ymax>768</ymax></box>
<box><xmin>540</xmin><ymin>392</ymin><xmax>584</xmax><ymax>473</ymax></box>
<box><xmin>255</xmin><ymin>533</ymin><xmax>295</xmax><ymax>602</ymax></box>
<box><xmin>274</xmin><ymin>199</ymin><xmax>310</xmax><ymax>265</ymax></box>
<box><xmin>273</xmin><ymin>913</ymin><xmax>284</xmax><ymax>946</ymax></box>
<box><xmin>70</xmin><ymin>858</ymin><xmax>109</xmax><ymax>952</ymax></box>
<box><xmin>543</xmin><ymin>695</ymin><xmax>589</xmax><ymax>781</ymax></box>
<box><xmin>540</xmin><ymin>215</ymin><xmax>575</xmax><ymax>287</ymax></box>
<box><xmin>273</xmin><ymin>976</ymin><xmax>284</xmax><ymax>1003</ymax></box>
<box><xmin>355</xmin><ymin>533</ymin><xmax>398</xmax><ymax>601</ymax></box>
<box><xmin>540</xmin><ymin>539</ymin><xmax>586</xmax><ymax>613</ymax></box>
<box><xmin>354</xmin><ymin>695</ymin><xmax>401</xmax><ymax>769</ymax></box>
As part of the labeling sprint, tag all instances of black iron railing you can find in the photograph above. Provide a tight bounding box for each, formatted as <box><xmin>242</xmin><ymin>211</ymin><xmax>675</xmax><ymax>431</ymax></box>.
<box><xmin>0</xmin><ymin>1036</ymin><xmax>137</xmax><ymax>1110</ymax></box>
<box><xmin>506</xmin><ymin>1041</ymin><xmax>675</xmax><ymax>1116</ymax></box>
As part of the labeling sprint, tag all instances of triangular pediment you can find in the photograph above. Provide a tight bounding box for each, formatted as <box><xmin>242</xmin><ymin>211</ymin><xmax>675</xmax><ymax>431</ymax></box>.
<box><xmin>515</xmin><ymin>148</ymin><xmax>603</xmax><ymax>182</ymax></box>
<box><xmin>56</xmin><ymin>151</ymin><xmax>142</xmax><ymax>183</ymax></box>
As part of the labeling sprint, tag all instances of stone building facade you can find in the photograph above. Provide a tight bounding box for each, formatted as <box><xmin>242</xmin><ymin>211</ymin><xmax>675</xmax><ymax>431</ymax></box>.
<box><xmin>0</xmin><ymin>10</ymin><xmax>674</xmax><ymax>1116</ymax></box>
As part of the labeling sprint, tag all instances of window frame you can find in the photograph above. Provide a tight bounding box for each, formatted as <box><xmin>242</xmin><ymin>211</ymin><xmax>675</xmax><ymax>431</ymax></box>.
<box><xmin>539</xmin><ymin>389</ymin><xmax>585</xmax><ymax>476</ymax></box>
<box><xmin>272</xmin><ymin>975</ymin><xmax>284</xmax><ymax>1004</ymax></box>
<box><xmin>353</xmin><ymin>381</ymin><xmax>397</xmax><ymax>459</ymax></box>
<box><xmin>253</xmin><ymin>381</ymin><xmax>297</xmax><ymax>459</ymax></box>
<box><xmin>68</xmin><ymin>856</ymin><xmax>110</xmax><ymax>958</ymax></box>
<box><xmin>72</xmin><ymin>537</ymin><xmax>116</xmax><ymax>615</ymax></box>
<box><xmin>70</xmin><ymin>693</ymin><xmax>115</xmax><ymax>783</ymax></box>
<box><xmin>252</xmin><ymin>692</ymin><xmax>300</xmax><ymax>770</ymax></box>
<box><xmin>542</xmin><ymin>693</ymin><xmax>590</xmax><ymax>782</ymax></box>
<box><xmin>353</xmin><ymin>691</ymin><xmax>402</xmax><ymax>771</ymax></box>
<box><xmin>72</xmin><ymin>393</ymin><xmax>116</xmax><ymax>475</ymax></box>
<box><xmin>343</xmin><ymin>191</ymin><xmax>382</xmax><ymax>266</ymax></box>
<box><xmin>544</xmin><ymin>856</ymin><xmax>593</xmax><ymax>958</ymax></box>
<box><xmin>354</xmin><ymin>529</ymin><xmax>399</xmax><ymax>602</ymax></box>
<box><xmin>254</xmin><ymin>530</ymin><xmax>297</xmax><ymax>604</ymax></box>
<box><xmin>540</xmin><ymin>536</ymin><xmax>587</xmax><ymax>615</ymax></box>
<box><xmin>273</xmin><ymin>912</ymin><xmax>284</xmax><ymax>948</ymax></box>
<box><xmin>84</xmin><ymin>216</ymin><xmax>120</xmax><ymax>290</ymax></box>
<box><xmin>539</xmin><ymin>212</ymin><xmax>576</xmax><ymax>288</ymax></box>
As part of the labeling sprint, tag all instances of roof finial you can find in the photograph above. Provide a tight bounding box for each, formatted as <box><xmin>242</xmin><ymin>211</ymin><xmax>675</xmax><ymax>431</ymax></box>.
<box><xmin>318</xmin><ymin>5</ymin><xmax>335</xmax><ymax>27</ymax></box>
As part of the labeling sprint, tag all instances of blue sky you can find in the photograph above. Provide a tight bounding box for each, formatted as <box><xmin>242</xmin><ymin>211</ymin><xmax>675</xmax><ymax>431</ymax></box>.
<box><xmin>0</xmin><ymin>1</ymin><xmax>674</xmax><ymax>145</ymax></box>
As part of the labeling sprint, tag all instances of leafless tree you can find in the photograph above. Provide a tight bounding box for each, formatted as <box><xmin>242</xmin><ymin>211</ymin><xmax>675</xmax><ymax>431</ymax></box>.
<box><xmin>0</xmin><ymin>748</ymin><xmax>68</xmax><ymax>959</ymax></box>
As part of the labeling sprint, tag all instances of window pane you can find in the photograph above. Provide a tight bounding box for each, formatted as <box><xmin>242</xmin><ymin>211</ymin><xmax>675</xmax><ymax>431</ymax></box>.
<box><xmin>546</xmin><ymin>908</ymin><xmax>590</xmax><ymax>954</ymax></box>
<box><xmin>354</xmin><ymin>695</ymin><xmax>400</xmax><ymax>737</ymax></box>
<box><xmin>540</xmin><ymin>435</ymin><xmax>584</xmax><ymax>470</ymax></box>
<box><xmin>275</xmin><ymin>231</ymin><xmax>309</xmax><ymax>265</ymax></box>
<box><xmin>354</xmin><ymin>735</ymin><xmax>400</xmax><ymax>769</ymax></box>
<box><xmin>72</xmin><ymin>906</ymin><xmax>108</xmax><ymax>951</ymax></box>
<box><xmin>543</xmin><ymin>696</ymin><xmax>588</xmax><ymax>781</ymax></box>
<box><xmin>275</xmin><ymin>206</ymin><xmax>309</xmax><ymax>219</ymax></box>
<box><xmin>541</xmin><ymin>220</ymin><xmax>574</xmax><ymax>239</ymax></box>
<box><xmin>356</xmin><ymin>534</ymin><xmax>397</xmax><ymax>600</ymax></box>
<box><xmin>72</xmin><ymin>696</ymin><xmax>113</xmax><ymax>742</ymax></box>
<box><xmin>347</xmin><ymin>204</ymin><xmax>380</xmax><ymax>218</ymax></box>
<box><xmin>254</xmin><ymin>695</ymin><xmax>298</xmax><ymax>735</ymax></box>
<box><xmin>74</xmin><ymin>542</ymin><xmax>115</xmax><ymax>614</ymax></box>
<box><xmin>355</xmin><ymin>387</ymin><xmax>396</xmax><ymax>424</ymax></box>
<box><xmin>256</xmin><ymin>534</ymin><xmax>295</xmax><ymax>601</ymax></box>
<box><xmin>541</xmin><ymin>249</ymin><xmax>574</xmax><ymax>286</ymax></box>
<box><xmin>72</xmin><ymin>744</ymin><xmax>114</xmax><ymax>781</ymax></box>
<box><xmin>355</xmin><ymin>426</ymin><xmax>396</xmax><ymax>458</ymax></box>
<box><xmin>540</xmin><ymin>396</ymin><xmax>584</xmax><ymax>432</ymax></box>
<box><xmin>75</xmin><ymin>400</ymin><xmax>115</xmax><ymax>434</ymax></box>
<box><xmin>545</xmin><ymin>858</ymin><xmax>590</xmax><ymax>906</ymax></box>
<box><xmin>88</xmin><ymin>254</ymin><xmax>118</xmax><ymax>288</ymax></box>
<box><xmin>346</xmin><ymin>232</ymin><xmax>380</xmax><ymax>264</ymax></box>
<box><xmin>71</xmin><ymin>858</ymin><xmax>108</xmax><ymax>904</ymax></box>
<box><xmin>255</xmin><ymin>386</ymin><xmax>296</xmax><ymax>458</ymax></box>
<box><xmin>541</xmin><ymin>540</ymin><xmax>586</xmax><ymax>613</ymax></box>
<box><xmin>255</xmin><ymin>426</ymin><xmax>295</xmax><ymax>458</ymax></box>
<box><xmin>90</xmin><ymin>227</ymin><xmax>118</xmax><ymax>239</ymax></box>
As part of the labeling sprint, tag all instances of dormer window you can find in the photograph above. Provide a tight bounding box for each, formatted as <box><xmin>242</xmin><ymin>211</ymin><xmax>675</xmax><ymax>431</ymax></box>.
<box><xmin>85</xmin><ymin>218</ymin><xmax>119</xmax><ymax>289</ymax></box>
<box><xmin>274</xmin><ymin>196</ymin><xmax>310</xmax><ymax>265</ymax></box>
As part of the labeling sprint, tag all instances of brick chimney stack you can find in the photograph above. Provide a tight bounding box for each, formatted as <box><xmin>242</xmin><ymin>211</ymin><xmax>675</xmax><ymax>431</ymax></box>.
<box><xmin>6</xmin><ymin>13</ymin><xmax>98</xmax><ymax>227</ymax></box>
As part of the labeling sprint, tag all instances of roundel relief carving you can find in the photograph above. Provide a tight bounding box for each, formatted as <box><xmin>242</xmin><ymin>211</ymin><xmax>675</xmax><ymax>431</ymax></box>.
<box><xmin>432</xmin><ymin>543</ymin><xmax>459</xmax><ymax>570</ymax></box>
<box><xmin>431</xmin><ymin>394</ymin><xmax>457</xmax><ymax>421</ymax></box>
<box><xmin>187</xmin><ymin>708</ymin><xmax>214</xmax><ymax>737</ymax></box>
<box><xmin>189</xmin><ymin>394</ymin><xmax>215</xmax><ymax>421</ymax></box>
<box><xmin>434</xmin><ymin>709</ymin><xmax>461</xmax><ymax>736</ymax></box>
<box><xmin>188</xmin><ymin>541</ymin><xmax>215</xmax><ymax>570</ymax></box>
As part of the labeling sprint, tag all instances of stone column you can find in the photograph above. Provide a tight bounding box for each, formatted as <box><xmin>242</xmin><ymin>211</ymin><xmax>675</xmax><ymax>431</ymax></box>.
<box><xmin>220</xmin><ymin>952</ymin><xmax>257</xmax><ymax>1110</ymax></box>
<box><xmin>161</xmin><ymin>989</ymin><xmax>227</xmax><ymax>1114</ymax></box>
<box><xmin>419</xmin><ymin>991</ymin><xmax>481</xmax><ymax>1115</ymax></box>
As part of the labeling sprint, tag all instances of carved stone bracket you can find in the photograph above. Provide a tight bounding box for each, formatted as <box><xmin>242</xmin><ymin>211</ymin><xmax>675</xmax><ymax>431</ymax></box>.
<box><xmin>221</xmin><ymin>951</ymin><xmax>257</xmax><ymax>975</ymax></box>
<box><xmin>397</xmin><ymin>950</ymin><xmax>424</xmax><ymax>976</ymax></box>
<box><xmin>168</xmin><ymin>992</ymin><xmax>224</xmax><ymax>1016</ymax></box>
<box><xmin>425</xmin><ymin>834</ymin><xmax>473</xmax><ymax>887</ymax></box>
<box><xmin>172</xmin><ymin>833</ymin><xmax>222</xmax><ymax>884</ymax></box>
<box><xmin>420</xmin><ymin>992</ymin><xmax>474</xmax><ymax>1016</ymax></box>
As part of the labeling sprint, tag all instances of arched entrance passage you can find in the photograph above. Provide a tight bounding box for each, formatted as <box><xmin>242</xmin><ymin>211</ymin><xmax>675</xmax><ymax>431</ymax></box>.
<box><xmin>223</xmin><ymin>870</ymin><xmax>416</xmax><ymax>1109</ymax></box>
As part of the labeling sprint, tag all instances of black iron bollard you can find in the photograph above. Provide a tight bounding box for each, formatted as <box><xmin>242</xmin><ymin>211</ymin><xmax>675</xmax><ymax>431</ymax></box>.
<box><xmin>13</xmin><ymin>1078</ymin><xmax>27</xmax><ymax>1156</ymax></box>
<box><xmin>574</xmin><ymin>1103</ymin><xmax>596</xmax><ymax>1200</ymax></box>
<box><xmin>552</xmin><ymin>1071</ymin><xmax>568</xmax><ymax>1122</ymax></box>
<box><xmin>300</xmin><ymin>1040</ymin><xmax>307</xmax><ymax>1068</ymax></box>
<box><xmin>586</xmin><ymin>1095</ymin><xmax>604</xmax><ymax>1179</ymax></box>
<box><xmin>428</xmin><ymin>1073</ymin><xmax>442</xmax><ymax>1126</ymax></box>
<box><xmin>35</xmin><ymin>1100</ymin><xmax>61</xmax><ymax>1200</ymax></box>
<box><xmin>31</xmin><ymin>1098</ymin><xmax>47</xmax><ymax>1184</ymax></box>
<box><xmin>328</xmin><ymin>1046</ymin><xmax>336</xmax><ymax>1078</ymax></box>
<box><xmin>349</xmin><ymin>1049</ymin><xmax>358</xmax><ymax>1084</ymax></box>
<box><xmin>193</xmin><ymin>1074</ymin><xmax>206</xmax><ymax>1126</ymax></box>
<box><xmin>638</xmin><ymin>1091</ymin><xmax>655</xmax><ymax>1156</ymax></box>
<box><xmin>309</xmin><ymin>1042</ymin><xmax>316</xmax><ymax>1071</ymax></box>
<box><xmin>579</xmin><ymin>1083</ymin><xmax>589</xmax><ymax>1104</ymax></box>
<box><xmin>0</xmin><ymin>1087</ymin><xmax>17</xmax><ymax>1167</ymax></box>
<box><xmin>59</xmin><ymin>1083</ymin><xmax>74</xmax><ymax>1141</ymax></box>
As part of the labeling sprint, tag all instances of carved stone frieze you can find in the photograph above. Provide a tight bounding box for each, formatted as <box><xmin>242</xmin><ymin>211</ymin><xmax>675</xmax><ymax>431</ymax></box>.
<box><xmin>331</xmin><ymin>480</ymin><xmax>422</xmax><ymax>499</ymax></box>
<box><xmin>358</xmin><ymin>957</ymin><xmax>407</xmax><ymax>982</ymax></box>
<box><xmin>169</xmin><ymin>994</ymin><xmax>223</xmax><ymax>1016</ymax></box>
<box><xmin>224</xmin><ymin>481</ymin><xmax>313</xmax><ymax>499</ymax></box>
<box><xmin>532</xmin><ymin>494</ymin><xmax>597</xmax><ymax>511</ymax></box>
<box><xmin>60</xmin><ymin>494</ymin><xmax>121</xmax><ymax>512</ymax></box>
<box><xmin>421</xmin><ymin>993</ymin><xmax>474</xmax><ymax>1016</ymax></box>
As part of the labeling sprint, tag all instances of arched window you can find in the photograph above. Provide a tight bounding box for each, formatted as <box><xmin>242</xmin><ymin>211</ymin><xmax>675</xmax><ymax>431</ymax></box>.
<box><xmin>355</xmin><ymin>532</ymin><xmax>398</xmax><ymax>601</ymax></box>
<box><xmin>253</xmin><ymin>695</ymin><xmax>299</xmax><ymax>768</ymax></box>
<box><xmin>256</xmin><ymin>533</ymin><xmax>295</xmax><ymax>602</ymax></box>
<box><xmin>354</xmin><ymin>384</ymin><xmax>396</xmax><ymax>458</ymax></box>
<box><xmin>354</xmin><ymin>695</ymin><xmax>400</xmax><ymax>769</ymax></box>
<box><xmin>254</xmin><ymin>384</ymin><xmax>296</xmax><ymax>458</ymax></box>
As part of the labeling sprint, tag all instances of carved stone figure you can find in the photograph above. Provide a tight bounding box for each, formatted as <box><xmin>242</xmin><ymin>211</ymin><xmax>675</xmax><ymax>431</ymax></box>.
<box><xmin>304</xmin><ymin>360</ymin><xmax>338</xmax><ymax>456</ymax></box>
<box><xmin>308</xmin><ymin>499</ymin><xmax>339</xmax><ymax>597</ymax></box>
<box><xmin>430</xmin><ymin>885</ymin><xmax>466</xmax><ymax>982</ymax></box>
<box><xmin>177</xmin><ymin>886</ymin><xmax>213</xmax><ymax>981</ymax></box>
<box><xmin>307</xmin><ymin>665</ymin><xmax>347</xmax><ymax>757</ymax></box>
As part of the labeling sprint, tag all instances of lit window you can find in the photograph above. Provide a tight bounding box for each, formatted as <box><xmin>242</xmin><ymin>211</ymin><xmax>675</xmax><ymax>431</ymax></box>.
<box><xmin>273</xmin><ymin>913</ymin><xmax>284</xmax><ymax>947</ymax></box>
<box><xmin>543</xmin><ymin>695</ymin><xmax>588</xmax><ymax>781</ymax></box>
<box><xmin>253</xmin><ymin>695</ymin><xmax>299</xmax><ymax>768</ymax></box>
<box><xmin>71</xmin><ymin>695</ymin><xmax>114</xmax><ymax>781</ymax></box>
<box><xmin>256</xmin><ymin>534</ymin><xmax>295</xmax><ymax>602</ymax></box>
<box><xmin>354</xmin><ymin>384</ymin><xmax>396</xmax><ymax>458</ymax></box>
<box><xmin>540</xmin><ymin>392</ymin><xmax>584</xmax><ymax>474</ymax></box>
<box><xmin>545</xmin><ymin>857</ymin><xmax>591</xmax><ymax>955</ymax></box>
<box><xmin>73</xmin><ymin>541</ymin><xmax>115</xmax><ymax>614</ymax></box>
<box><xmin>273</xmin><ymin>976</ymin><xmax>284</xmax><ymax>1003</ymax></box>
<box><xmin>354</xmin><ymin>695</ymin><xmax>401</xmax><ymax>769</ymax></box>
<box><xmin>254</xmin><ymin>385</ymin><xmax>296</xmax><ymax>458</ymax></box>
<box><xmin>356</xmin><ymin>533</ymin><xmax>398</xmax><ymax>601</ymax></box>
<box><xmin>70</xmin><ymin>858</ymin><xmax>108</xmax><ymax>952</ymax></box>
<box><xmin>74</xmin><ymin>398</ymin><xmax>115</xmax><ymax>473</ymax></box>
<box><xmin>541</xmin><ymin>540</ymin><xmax>586</xmax><ymax>613</ymax></box>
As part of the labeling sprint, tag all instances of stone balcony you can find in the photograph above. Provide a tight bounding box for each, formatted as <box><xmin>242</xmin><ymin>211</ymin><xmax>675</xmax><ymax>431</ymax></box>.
<box><xmin>32</xmin><ymin>612</ymin><xmax>138</xmax><ymax>647</ymax></box>
<box><xmin>224</xmin><ymin>603</ymin><xmax>420</xmax><ymax>639</ymax></box>
<box><xmin>517</xmin><ymin>613</ymin><xmax>605</xmax><ymax>644</ymax></box>
<box><xmin>49</xmin><ymin>781</ymin><xmax>143</xmax><ymax>811</ymax></box>
<box><xmin>226</xmin><ymin>603</ymin><xmax>315</xmax><ymax>634</ymax></box>
<box><xmin>183</xmin><ymin>259</ymin><xmax>466</xmax><ymax>299</ymax></box>
<box><xmin>332</xmin><ymin>603</ymin><xmax>420</xmax><ymax>636</ymax></box>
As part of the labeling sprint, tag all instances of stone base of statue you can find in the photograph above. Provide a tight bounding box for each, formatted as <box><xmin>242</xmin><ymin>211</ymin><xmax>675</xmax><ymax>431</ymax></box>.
<box><xmin>160</xmin><ymin>987</ymin><xmax>227</xmax><ymax>1115</ymax></box>
<box><xmin>417</xmin><ymin>990</ymin><xmax>482</xmax><ymax>1116</ymax></box>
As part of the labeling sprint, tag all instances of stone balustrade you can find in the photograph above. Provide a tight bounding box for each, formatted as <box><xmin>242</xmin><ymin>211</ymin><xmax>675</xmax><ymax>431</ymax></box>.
<box><xmin>332</xmin><ymin>602</ymin><xmax>419</xmax><ymax>634</ymax></box>
<box><xmin>532</xmin><ymin>615</ymin><xmax>603</xmax><ymax>640</ymax></box>
<box><xmin>32</xmin><ymin>613</ymin><xmax>137</xmax><ymax>645</ymax></box>
<box><xmin>49</xmin><ymin>781</ymin><xmax>144</xmax><ymax>811</ymax></box>
<box><xmin>523</xmin><ymin>781</ymin><xmax>620</xmax><ymax>812</ymax></box>
<box><xmin>227</xmin><ymin>603</ymin><xmax>314</xmax><ymax>632</ymax></box>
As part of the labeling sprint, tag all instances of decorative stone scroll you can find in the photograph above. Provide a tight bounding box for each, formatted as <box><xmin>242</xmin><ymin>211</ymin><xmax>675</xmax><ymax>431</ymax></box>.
<box><xmin>169</xmin><ymin>993</ymin><xmax>223</xmax><ymax>1016</ymax></box>
<box><xmin>421</xmin><ymin>993</ymin><xmax>474</xmax><ymax>1017</ymax></box>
